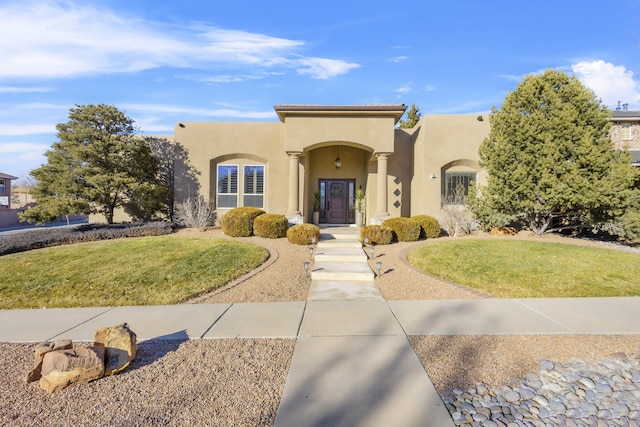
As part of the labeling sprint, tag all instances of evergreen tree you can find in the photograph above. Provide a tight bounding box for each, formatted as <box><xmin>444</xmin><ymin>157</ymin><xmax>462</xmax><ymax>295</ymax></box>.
<box><xmin>473</xmin><ymin>69</ymin><xmax>638</xmax><ymax>235</ymax></box>
<box><xmin>21</xmin><ymin>104</ymin><xmax>163</xmax><ymax>224</ymax></box>
<box><xmin>399</xmin><ymin>103</ymin><xmax>421</xmax><ymax>129</ymax></box>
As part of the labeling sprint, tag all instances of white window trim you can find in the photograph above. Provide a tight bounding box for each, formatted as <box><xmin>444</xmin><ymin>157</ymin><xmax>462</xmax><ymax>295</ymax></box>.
<box><xmin>217</xmin><ymin>164</ymin><xmax>239</xmax><ymax>208</ymax></box>
<box><xmin>216</xmin><ymin>163</ymin><xmax>266</xmax><ymax>209</ymax></box>
<box><xmin>243</xmin><ymin>164</ymin><xmax>265</xmax><ymax>209</ymax></box>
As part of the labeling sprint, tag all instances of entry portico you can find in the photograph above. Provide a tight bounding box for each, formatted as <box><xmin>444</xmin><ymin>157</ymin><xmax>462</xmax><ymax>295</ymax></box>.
<box><xmin>274</xmin><ymin>104</ymin><xmax>406</xmax><ymax>225</ymax></box>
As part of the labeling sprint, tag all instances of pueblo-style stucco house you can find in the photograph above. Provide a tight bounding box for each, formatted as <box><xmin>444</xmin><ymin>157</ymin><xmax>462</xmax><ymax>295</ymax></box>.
<box><xmin>172</xmin><ymin>104</ymin><xmax>491</xmax><ymax>226</ymax></box>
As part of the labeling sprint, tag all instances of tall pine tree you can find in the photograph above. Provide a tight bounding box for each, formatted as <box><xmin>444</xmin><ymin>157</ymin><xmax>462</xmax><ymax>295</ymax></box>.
<box><xmin>472</xmin><ymin>70</ymin><xmax>638</xmax><ymax>235</ymax></box>
<box><xmin>21</xmin><ymin>104</ymin><xmax>163</xmax><ymax>224</ymax></box>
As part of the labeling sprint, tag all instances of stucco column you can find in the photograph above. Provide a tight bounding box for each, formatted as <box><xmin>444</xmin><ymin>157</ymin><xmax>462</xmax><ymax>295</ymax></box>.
<box><xmin>374</xmin><ymin>152</ymin><xmax>390</xmax><ymax>222</ymax></box>
<box><xmin>286</xmin><ymin>152</ymin><xmax>302</xmax><ymax>220</ymax></box>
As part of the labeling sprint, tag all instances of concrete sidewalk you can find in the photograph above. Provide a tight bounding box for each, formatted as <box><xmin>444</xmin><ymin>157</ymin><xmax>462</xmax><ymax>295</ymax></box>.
<box><xmin>2</xmin><ymin>297</ymin><xmax>639</xmax><ymax>426</ymax></box>
<box><xmin>4</xmin><ymin>297</ymin><xmax>638</xmax><ymax>343</ymax></box>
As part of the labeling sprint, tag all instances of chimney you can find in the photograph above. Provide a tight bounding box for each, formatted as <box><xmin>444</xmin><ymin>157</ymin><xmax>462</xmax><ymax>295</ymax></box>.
<box><xmin>623</xmin><ymin>103</ymin><xmax>629</xmax><ymax>111</ymax></box>
<box><xmin>616</xmin><ymin>100</ymin><xmax>621</xmax><ymax>111</ymax></box>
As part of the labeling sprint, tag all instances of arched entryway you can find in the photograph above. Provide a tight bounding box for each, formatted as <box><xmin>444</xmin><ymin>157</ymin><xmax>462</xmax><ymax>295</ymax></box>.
<box><xmin>305</xmin><ymin>144</ymin><xmax>370</xmax><ymax>225</ymax></box>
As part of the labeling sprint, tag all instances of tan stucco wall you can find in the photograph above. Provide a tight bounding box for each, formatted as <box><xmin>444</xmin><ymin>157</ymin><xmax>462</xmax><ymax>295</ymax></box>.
<box><xmin>410</xmin><ymin>114</ymin><xmax>490</xmax><ymax>218</ymax></box>
<box><xmin>174</xmin><ymin>121</ymin><xmax>289</xmax><ymax>218</ymax></box>
<box><xmin>284</xmin><ymin>116</ymin><xmax>397</xmax><ymax>153</ymax></box>
<box><xmin>170</xmin><ymin>113</ymin><xmax>491</xmax><ymax>224</ymax></box>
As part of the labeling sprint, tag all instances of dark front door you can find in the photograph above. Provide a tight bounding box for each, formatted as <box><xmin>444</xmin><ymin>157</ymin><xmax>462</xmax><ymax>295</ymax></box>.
<box><xmin>324</xmin><ymin>180</ymin><xmax>348</xmax><ymax>224</ymax></box>
<box><xmin>319</xmin><ymin>179</ymin><xmax>355</xmax><ymax>224</ymax></box>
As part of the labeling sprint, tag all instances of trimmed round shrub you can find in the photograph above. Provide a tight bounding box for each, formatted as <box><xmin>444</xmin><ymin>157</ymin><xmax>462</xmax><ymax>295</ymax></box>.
<box><xmin>359</xmin><ymin>225</ymin><xmax>393</xmax><ymax>245</ymax></box>
<box><xmin>411</xmin><ymin>214</ymin><xmax>442</xmax><ymax>239</ymax></box>
<box><xmin>381</xmin><ymin>217</ymin><xmax>421</xmax><ymax>242</ymax></box>
<box><xmin>253</xmin><ymin>214</ymin><xmax>289</xmax><ymax>238</ymax></box>
<box><xmin>221</xmin><ymin>207</ymin><xmax>265</xmax><ymax>237</ymax></box>
<box><xmin>286</xmin><ymin>223</ymin><xmax>320</xmax><ymax>245</ymax></box>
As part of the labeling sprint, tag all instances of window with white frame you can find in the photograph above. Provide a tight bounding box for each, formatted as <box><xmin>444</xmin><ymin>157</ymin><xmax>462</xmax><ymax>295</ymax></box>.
<box><xmin>243</xmin><ymin>165</ymin><xmax>264</xmax><ymax>208</ymax></box>
<box><xmin>217</xmin><ymin>164</ymin><xmax>238</xmax><ymax>208</ymax></box>
<box><xmin>443</xmin><ymin>171</ymin><xmax>476</xmax><ymax>204</ymax></box>
<box><xmin>217</xmin><ymin>163</ymin><xmax>265</xmax><ymax>209</ymax></box>
<box><xmin>621</xmin><ymin>124</ymin><xmax>631</xmax><ymax>140</ymax></box>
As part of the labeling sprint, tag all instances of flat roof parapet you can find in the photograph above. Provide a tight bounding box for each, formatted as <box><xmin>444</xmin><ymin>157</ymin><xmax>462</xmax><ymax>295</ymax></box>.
<box><xmin>274</xmin><ymin>104</ymin><xmax>407</xmax><ymax>123</ymax></box>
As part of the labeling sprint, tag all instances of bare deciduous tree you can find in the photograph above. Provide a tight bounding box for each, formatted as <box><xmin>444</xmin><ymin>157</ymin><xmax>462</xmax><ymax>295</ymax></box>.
<box><xmin>173</xmin><ymin>196</ymin><xmax>215</xmax><ymax>231</ymax></box>
<box><xmin>439</xmin><ymin>186</ymin><xmax>479</xmax><ymax>237</ymax></box>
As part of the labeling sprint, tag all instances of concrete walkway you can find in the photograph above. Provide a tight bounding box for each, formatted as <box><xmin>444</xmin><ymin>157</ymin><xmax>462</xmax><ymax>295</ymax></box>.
<box><xmin>1</xmin><ymin>226</ymin><xmax>639</xmax><ymax>426</ymax></box>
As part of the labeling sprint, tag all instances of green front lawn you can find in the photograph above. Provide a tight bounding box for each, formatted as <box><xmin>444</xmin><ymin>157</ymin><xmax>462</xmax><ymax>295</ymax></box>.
<box><xmin>0</xmin><ymin>236</ymin><xmax>268</xmax><ymax>309</ymax></box>
<box><xmin>408</xmin><ymin>239</ymin><xmax>640</xmax><ymax>298</ymax></box>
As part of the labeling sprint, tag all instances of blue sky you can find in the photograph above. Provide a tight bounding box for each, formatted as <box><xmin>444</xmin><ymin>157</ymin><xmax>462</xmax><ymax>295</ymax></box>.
<box><xmin>1</xmin><ymin>0</ymin><xmax>640</xmax><ymax>179</ymax></box>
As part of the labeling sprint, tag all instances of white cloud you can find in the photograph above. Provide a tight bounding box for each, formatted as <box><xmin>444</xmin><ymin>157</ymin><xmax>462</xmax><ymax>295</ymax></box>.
<box><xmin>0</xmin><ymin>1</ymin><xmax>359</xmax><ymax>80</ymax></box>
<box><xmin>195</xmin><ymin>74</ymin><xmax>266</xmax><ymax>84</ymax></box>
<box><xmin>295</xmin><ymin>58</ymin><xmax>360</xmax><ymax>80</ymax></box>
<box><xmin>424</xmin><ymin>84</ymin><xmax>436</xmax><ymax>92</ymax></box>
<box><xmin>0</xmin><ymin>124</ymin><xmax>56</xmax><ymax>135</ymax></box>
<box><xmin>394</xmin><ymin>83</ymin><xmax>412</xmax><ymax>94</ymax></box>
<box><xmin>390</xmin><ymin>56</ymin><xmax>408</xmax><ymax>63</ymax></box>
<box><xmin>0</xmin><ymin>86</ymin><xmax>51</xmax><ymax>93</ymax></box>
<box><xmin>572</xmin><ymin>60</ymin><xmax>640</xmax><ymax>110</ymax></box>
<box><xmin>0</xmin><ymin>142</ymin><xmax>48</xmax><ymax>176</ymax></box>
<box><xmin>124</xmin><ymin>104</ymin><xmax>276</xmax><ymax>120</ymax></box>
<box><xmin>0</xmin><ymin>142</ymin><xmax>50</xmax><ymax>154</ymax></box>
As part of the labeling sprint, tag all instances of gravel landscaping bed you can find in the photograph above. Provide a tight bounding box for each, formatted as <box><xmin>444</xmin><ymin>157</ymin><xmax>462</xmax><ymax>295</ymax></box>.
<box><xmin>2</xmin><ymin>228</ymin><xmax>638</xmax><ymax>425</ymax></box>
<box><xmin>0</xmin><ymin>339</ymin><xmax>295</xmax><ymax>426</ymax></box>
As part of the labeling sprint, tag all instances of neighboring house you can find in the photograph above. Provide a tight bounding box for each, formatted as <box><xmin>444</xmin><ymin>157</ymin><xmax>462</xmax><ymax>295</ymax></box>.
<box><xmin>0</xmin><ymin>172</ymin><xmax>17</xmax><ymax>209</ymax></box>
<box><xmin>10</xmin><ymin>185</ymin><xmax>36</xmax><ymax>209</ymax></box>
<box><xmin>172</xmin><ymin>104</ymin><xmax>490</xmax><ymax>225</ymax></box>
<box><xmin>0</xmin><ymin>172</ymin><xmax>19</xmax><ymax>228</ymax></box>
<box><xmin>610</xmin><ymin>105</ymin><xmax>640</xmax><ymax>169</ymax></box>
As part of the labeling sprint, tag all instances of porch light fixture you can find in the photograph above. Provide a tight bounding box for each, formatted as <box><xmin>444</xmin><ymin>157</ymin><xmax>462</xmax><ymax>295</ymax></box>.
<box><xmin>304</xmin><ymin>261</ymin><xmax>310</xmax><ymax>277</ymax></box>
<box><xmin>370</xmin><ymin>246</ymin><xmax>375</xmax><ymax>259</ymax></box>
<box><xmin>308</xmin><ymin>246</ymin><xmax>314</xmax><ymax>260</ymax></box>
<box><xmin>335</xmin><ymin>147</ymin><xmax>341</xmax><ymax>169</ymax></box>
<box><xmin>364</xmin><ymin>237</ymin><xmax>369</xmax><ymax>245</ymax></box>
<box><xmin>376</xmin><ymin>261</ymin><xmax>382</xmax><ymax>277</ymax></box>
<box><xmin>311</xmin><ymin>236</ymin><xmax>317</xmax><ymax>245</ymax></box>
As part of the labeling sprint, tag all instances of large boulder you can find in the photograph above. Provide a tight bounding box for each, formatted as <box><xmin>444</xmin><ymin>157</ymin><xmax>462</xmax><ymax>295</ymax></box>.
<box><xmin>39</xmin><ymin>347</ymin><xmax>105</xmax><ymax>394</ymax></box>
<box><xmin>26</xmin><ymin>339</ymin><xmax>73</xmax><ymax>383</ymax></box>
<box><xmin>94</xmin><ymin>323</ymin><xmax>137</xmax><ymax>376</ymax></box>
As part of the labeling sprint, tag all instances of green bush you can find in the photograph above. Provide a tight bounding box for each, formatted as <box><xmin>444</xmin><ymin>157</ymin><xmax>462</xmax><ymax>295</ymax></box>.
<box><xmin>253</xmin><ymin>214</ymin><xmax>289</xmax><ymax>238</ymax></box>
<box><xmin>411</xmin><ymin>215</ymin><xmax>442</xmax><ymax>238</ymax></box>
<box><xmin>286</xmin><ymin>223</ymin><xmax>320</xmax><ymax>245</ymax></box>
<box><xmin>221</xmin><ymin>207</ymin><xmax>265</xmax><ymax>237</ymax></box>
<box><xmin>381</xmin><ymin>217</ymin><xmax>421</xmax><ymax>242</ymax></box>
<box><xmin>621</xmin><ymin>210</ymin><xmax>640</xmax><ymax>242</ymax></box>
<box><xmin>359</xmin><ymin>225</ymin><xmax>393</xmax><ymax>245</ymax></box>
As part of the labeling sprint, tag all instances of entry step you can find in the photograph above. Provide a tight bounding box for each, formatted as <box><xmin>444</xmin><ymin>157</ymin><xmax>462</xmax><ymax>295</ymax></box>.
<box><xmin>314</xmin><ymin>247</ymin><xmax>367</xmax><ymax>263</ymax></box>
<box><xmin>311</xmin><ymin>261</ymin><xmax>375</xmax><ymax>281</ymax></box>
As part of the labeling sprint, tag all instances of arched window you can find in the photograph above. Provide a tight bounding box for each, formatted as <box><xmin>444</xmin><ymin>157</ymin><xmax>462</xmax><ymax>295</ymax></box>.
<box><xmin>441</xmin><ymin>159</ymin><xmax>479</xmax><ymax>205</ymax></box>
